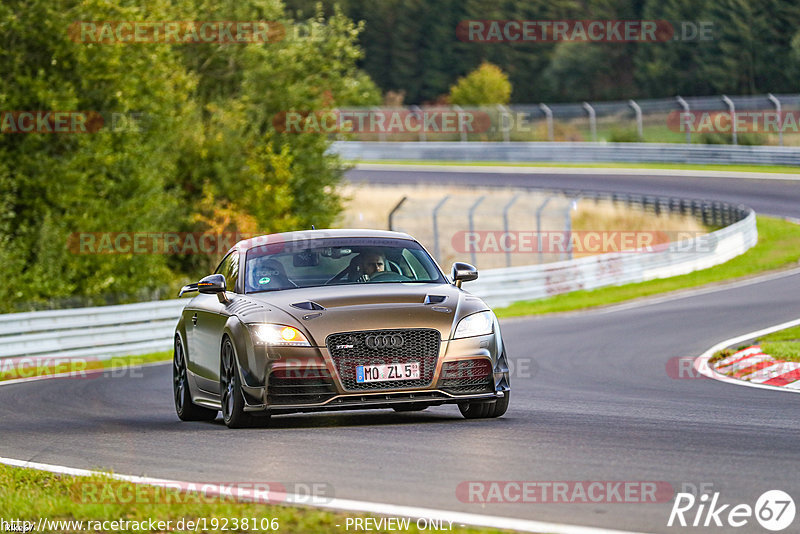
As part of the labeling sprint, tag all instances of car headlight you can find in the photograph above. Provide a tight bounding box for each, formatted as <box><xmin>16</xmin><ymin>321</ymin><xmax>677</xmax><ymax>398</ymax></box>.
<box><xmin>249</xmin><ymin>324</ymin><xmax>311</xmax><ymax>346</ymax></box>
<box><xmin>453</xmin><ymin>311</ymin><xmax>494</xmax><ymax>339</ymax></box>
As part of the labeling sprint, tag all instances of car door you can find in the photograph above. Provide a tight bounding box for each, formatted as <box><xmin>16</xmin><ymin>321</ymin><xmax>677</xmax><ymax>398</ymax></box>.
<box><xmin>187</xmin><ymin>251</ymin><xmax>239</xmax><ymax>394</ymax></box>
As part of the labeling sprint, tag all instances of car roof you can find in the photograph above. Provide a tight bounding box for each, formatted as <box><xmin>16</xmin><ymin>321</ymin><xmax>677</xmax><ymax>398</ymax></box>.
<box><xmin>231</xmin><ymin>229</ymin><xmax>417</xmax><ymax>255</ymax></box>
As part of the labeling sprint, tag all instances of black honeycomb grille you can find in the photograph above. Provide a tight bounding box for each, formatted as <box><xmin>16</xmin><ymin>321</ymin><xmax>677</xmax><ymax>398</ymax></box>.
<box><xmin>326</xmin><ymin>329</ymin><xmax>440</xmax><ymax>391</ymax></box>
<box><xmin>438</xmin><ymin>358</ymin><xmax>494</xmax><ymax>394</ymax></box>
<box><xmin>267</xmin><ymin>369</ymin><xmax>337</xmax><ymax>405</ymax></box>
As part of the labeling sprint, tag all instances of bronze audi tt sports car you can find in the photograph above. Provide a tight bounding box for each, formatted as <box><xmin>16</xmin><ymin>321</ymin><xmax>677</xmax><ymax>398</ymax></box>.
<box><xmin>174</xmin><ymin>229</ymin><xmax>510</xmax><ymax>428</ymax></box>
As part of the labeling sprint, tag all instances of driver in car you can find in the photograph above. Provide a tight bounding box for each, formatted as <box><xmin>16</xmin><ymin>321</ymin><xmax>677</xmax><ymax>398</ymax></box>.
<box><xmin>356</xmin><ymin>250</ymin><xmax>385</xmax><ymax>282</ymax></box>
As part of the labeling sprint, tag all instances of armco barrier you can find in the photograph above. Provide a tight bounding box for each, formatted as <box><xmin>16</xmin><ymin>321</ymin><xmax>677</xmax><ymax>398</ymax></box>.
<box><xmin>0</xmin><ymin>299</ymin><xmax>184</xmax><ymax>361</ymax></box>
<box><xmin>469</xmin><ymin>209</ymin><xmax>757</xmax><ymax>307</ymax></box>
<box><xmin>0</xmin><ymin>204</ymin><xmax>756</xmax><ymax>360</ymax></box>
<box><xmin>330</xmin><ymin>141</ymin><xmax>800</xmax><ymax>166</ymax></box>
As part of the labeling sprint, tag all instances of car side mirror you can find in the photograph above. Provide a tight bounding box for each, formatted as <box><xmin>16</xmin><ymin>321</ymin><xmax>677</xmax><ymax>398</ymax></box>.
<box><xmin>451</xmin><ymin>262</ymin><xmax>478</xmax><ymax>288</ymax></box>
<box><xmin>197</xmin><ymin>274</ymin><xmax>230</xmax><ymax>303</ymax></box>
<box><xmin>178</xmin><ymin>282</ymin><xmax>198</xmax><ymax>297</ymax></box>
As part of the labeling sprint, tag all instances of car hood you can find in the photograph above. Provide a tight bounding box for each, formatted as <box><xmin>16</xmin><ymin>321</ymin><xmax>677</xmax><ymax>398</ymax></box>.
<box><xmin>241</xmin><ymin>283</ymin><xmax>489</xmax><ymax>345</ymax></box>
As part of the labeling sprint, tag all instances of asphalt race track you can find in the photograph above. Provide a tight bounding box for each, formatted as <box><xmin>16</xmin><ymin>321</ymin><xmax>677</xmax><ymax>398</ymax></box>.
<box><xmin>347</xmin><ymin>166</ymin><xmax>800</xmax><ymax>219</ymax></box>
<box><xmin>2</xmin><ymin>168</ymin><xmax>800</xmax><ymax>533</ymax></box>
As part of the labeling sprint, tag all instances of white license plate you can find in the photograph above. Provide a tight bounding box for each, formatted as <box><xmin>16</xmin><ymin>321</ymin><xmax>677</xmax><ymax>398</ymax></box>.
<box><xmin>356</xmin><ymin>362</ymin><xmax>420</xmax><ymax>383</ymax></box>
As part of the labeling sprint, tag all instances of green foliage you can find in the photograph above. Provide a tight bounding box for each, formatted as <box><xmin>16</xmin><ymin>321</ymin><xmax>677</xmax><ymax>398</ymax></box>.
<box><xmin>698</xmin><ymin>0</ymin><xmax>800</xmax><ymax>94</ymax></box>
<box><xmin>607</xmin><ymin>128</ymin><xmax>641</xmax><ymax>143</ymax></box>
<box><xmin>543</xmin><ymin>42</ymin><xmax>632</xmax><ymax>102</ymax></box>
<box><xmin>0</xmin><ymin>0</ymin><xmax>379</xmax><ymax>311</ymax></box>
<box><xmin>342</xmin><ymin>0</ymin><xmax>486</xmax><ymax>104</ymax></box>
<box><xmin>633</xmin><ymin>0</ymin><xmax>714</xmax><ymax>97</ymax></box>
<box><xmin>170</xmin><ymin>2</ymin><xmax>380</xmax><ymax>275</ymax></box>
<box><xmin>760</xmin><ymin>341</ymin><xmax>800</xmax><ymax>362</ymax></box>
<box><xmin>696</xmin><ymin>132</ymin><xmax>767</xmax><ymax>145</ymax></box>
<box><xmin>0</xmin><ymin>0</ymin><xmax>193</xmax><ymax>309</ymax></box>
<box><xmin>284</xmin><ymin>0</ymin><xmax>800</xmax><ymax>103</ymax></box>
<box><xmin>449</xmin><ymin>62</ymin><xmax>511</xmax><ymax>106</ymax></box>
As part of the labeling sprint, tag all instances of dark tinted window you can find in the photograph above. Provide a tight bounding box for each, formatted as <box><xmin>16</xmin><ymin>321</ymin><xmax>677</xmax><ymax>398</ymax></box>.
<box><xmin>214</xmin><ymin>252</ymin><xmax>239</xmax><ymax>292</ymax></box>
<box><xmin>244</xmin><ymin>237</ymin><xmax>444</xmax><ymax>294</ymax></box>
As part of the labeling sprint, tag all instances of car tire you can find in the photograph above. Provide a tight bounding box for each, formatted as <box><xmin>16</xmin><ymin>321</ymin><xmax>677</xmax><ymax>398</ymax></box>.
<box><xmin>488</xmin><ymin>392</ymin><xmax>510</xmax><ymax>418</ymax></box>
<box><xmin>220</xmin><ymin>337</ymin><xmax>257</xmax><ymax>429</ymax></box>
<box><xmin>173</xmin><ymin>336</ymin><xmax>217</xmax><ymax>422</ymax></box>
<box><xmin>458</xmin><ymin>400</ymin><xmax>492</xmax><ymax>419</ymax></box>
<box><xmin>459</xmin><ymin>392</ymin><xmax>509</xmax><ymax>419</ymax></box>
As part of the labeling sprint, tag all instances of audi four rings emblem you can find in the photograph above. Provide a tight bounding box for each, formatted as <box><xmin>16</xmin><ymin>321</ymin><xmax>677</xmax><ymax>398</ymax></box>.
<box><xmin>365</xmin><ymin>334</ymin><xmax>404</xmax><ymax>349</ymax></box>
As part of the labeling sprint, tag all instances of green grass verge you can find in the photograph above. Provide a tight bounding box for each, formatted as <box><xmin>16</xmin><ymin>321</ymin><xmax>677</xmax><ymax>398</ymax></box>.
<box><xmin>710</xmin><ymin>325</ymin><xmax>800</xmax><ymax>365</ymax></box>
<box><xmin>353</xmin><ymin>160</ymin><xmax>800</xmax><ymax>175</ymax></box>
<box><xmin>494</xmin><ymin>216</ymin><xmax>800</xmax><ymax>318</ymax></box>
<box><xmin>0</xmin><ymin>351</ymin><xmax>171</xmax><ymax>382</ymax></box>
<box><xmin>758</xmin><ymin>325</ymin><xmax>800</xmax><ymax>363</ymax></box>
<box><xmin>759</xmin><ymin>324</ymin><xmax>800</xmax><ymax>343</ymax></box>
<box><xmin>759</xmin><ymin>342</ymin><xmax>800</xmax><ymax>362</ymax></box>
<box><xmin>0</xmin><ymin>464</ymin><xmax>506</xmax><ymax>534</ymax></box>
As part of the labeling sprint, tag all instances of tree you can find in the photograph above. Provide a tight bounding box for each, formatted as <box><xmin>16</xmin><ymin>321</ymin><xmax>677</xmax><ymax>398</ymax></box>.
<box><xmin>749</xmin><ymin>0</ymin><xmax>800</xmax><ymax>93</ymax></box>
<box><xmin>172</xmin><ymin>2</ymin><xmax>380</xmax><ymax>275</ymax></box>
<box><xmin>634</xmin><ymin>0</ymin><xmax>713</xmax><ymax>97</ymax></box>
<box><xmin>0</xmin><ymin>0</ymin><xmax>380</xmax><ymax>310</ymax></box>
<box><xmin>542</xmin><ymin>42</ymin><xmax>634</xmax><ymax>102</ymax></box>
<box><xmin>449</xmin><ymin>62</ymin><xmax>512</xmax><ymax>105</ymax></box>
<box><xmin>698</xmin><ymin>0</ymin><xmax>757</xmax><ymax>94</ymax></box>
<box><xmin>0</xmin><ymin>0</ymin><xmax>195</xmax><ymax>309</ymax></box>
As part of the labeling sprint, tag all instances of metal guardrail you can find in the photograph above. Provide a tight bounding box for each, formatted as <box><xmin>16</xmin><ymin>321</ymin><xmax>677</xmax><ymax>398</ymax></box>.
<box><xmin>569</xmin><ymin>191</ymin><xmax>750</xmax><ymax>228</ymax></box>
<box><xmin>509</xmin><ymin>93</ymin><xmax>800</xmax><ymax>121</ymax></box>
<box><xmin>0</xmin><ymin>196</ymin><xmax>756</xmax><ymax>360</ymax></box>
<box><xmin>0</xmin><ymin>300</ymin><xmax>184</xmax><ymax>361</ymax></box>
<box><xmin>330</xmin><ymin>141</ymin><xmax>800</xmax><ymax>166</ymax></box>
<box><xmin>470</xmin><ymin>204</ymin><xmax>757</xmax><ymax>308</ymax></box>
<box><xmin>328</xmin><ymin>93</ymin><xmax>800</xmax><ymax>146</ymax></box>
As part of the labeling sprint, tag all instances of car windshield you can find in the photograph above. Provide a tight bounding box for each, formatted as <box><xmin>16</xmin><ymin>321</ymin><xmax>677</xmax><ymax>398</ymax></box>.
<box><xmin>244</xmin><ymin>237</ymin><xmax>446</xmax><ymax>293</ymax></box>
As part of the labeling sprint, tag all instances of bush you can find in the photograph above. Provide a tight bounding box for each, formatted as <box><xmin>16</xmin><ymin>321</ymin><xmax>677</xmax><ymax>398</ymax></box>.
<box><xmin>709</xmin><ymin>348</ymin><xmax>735</xmax><ymax>364</ymax></box>
<box><xmin>530</xmin><ymin>121</ymin><xmax>584</xmax><ymax>142</ymax></box>
<box><xmin>607</xmin><ymin>128</ymin><xmax>641</xmax><ymax>143</ymax></box>
<box><xmin>697</xmin><ymin>132</ymin><xmax>767</xmax><ymax>145</ymax></box>
<box><xmin>449</xmin><ymin>62</ymin><xmax>512</xmax><ymax>106</ymax></box>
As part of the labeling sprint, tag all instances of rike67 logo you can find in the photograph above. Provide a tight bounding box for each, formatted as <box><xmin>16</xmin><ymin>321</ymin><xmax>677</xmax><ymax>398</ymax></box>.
<box><xmin>668</xmin><ymin>490</ymin><xmax>795</xmax><ymax>530</ymax></box>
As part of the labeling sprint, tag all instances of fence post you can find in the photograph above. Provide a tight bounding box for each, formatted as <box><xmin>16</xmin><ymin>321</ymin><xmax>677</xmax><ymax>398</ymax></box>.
<box><xmin>564</xmin><ymin>198</ymin><xmax>579</xmax><ymax>260</ymax></box>
<box><xmin>722</xmin><ymin>95</ymin><xmax>737</xmax><ymax>145</ymax></box>
<box><xmin>583</xmin><ymin>102</ymin><xmax>597</xmax><ymax>142</ymax></box>
<box><xmin>432</xmin><ymin>195</ymin><xmax>450</xmax><ymax>262</ymax></box>
<box><xmin>535</xmin><ymin>196</ymin><xmax>553</xmax><ymax>263</ymax></box>
<box><xmin>453</xmin><ymin>104</ymin><xmax>467</xmax><ymax>143</ymax></box>
<box><xmin>539</xmin><ymin>103</ymin><xmax>554</xmax><ymax>141</ymax></box>
<box><xmin>497</xmin><ymin>104</ymin><xmax>511</xmax><ymax>143</ymax></box>
<box><xmin>768</xmin><ymin>93</ymin><xmax>783</xmax><ymax>147</ymax></box>
<box><xmin>502</xmin><ymin>195</ymin><xmax>520</xmax><ymax>267</ymax></box>
<box><xmin>468</xmin><ymin>196</ymin><xmax>486</xmax><ymax>266</ymax></box>
<box><xmin>412</xmin><ymin>105</ymin><xmax>426</xmax><ymax>142</ymax></box>
<box><xmin>629</xmin><ymin>99</ymin><xmax>643</xmax><ymax>140</ymax></box>
<box><xmin>373</xmin><ymin>106</ymin><xmax>386</xmax><ymax>142</ymax></box>
<box><xmin>676</xmin><ymin>96</ymin><xmax>691</xmax><ymax>144</ymax></box>
<box><xmin>388</xmin><ymin>196</ymin><xmax>407</xmax><ymax>231</ymax></box>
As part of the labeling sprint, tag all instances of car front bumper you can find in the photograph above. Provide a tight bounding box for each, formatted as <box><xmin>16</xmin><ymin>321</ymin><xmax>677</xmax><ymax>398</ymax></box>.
<box><xmin>238</xmin><ymin>331</ymin><xmax>510</xmax><ymax>415</ymax></box>
<box><xmin>244</xmin><ymin>389</ymin><xmax>506</xmax><ymax>414</ymax></box>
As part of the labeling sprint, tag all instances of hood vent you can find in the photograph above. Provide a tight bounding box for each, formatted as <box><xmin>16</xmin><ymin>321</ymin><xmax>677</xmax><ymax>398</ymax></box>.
<box><xmin>291</xmin><ymin>300</ymin><xmax>325</xmax><ymax>311</ymax></box>
<box><xmin>424</xmin><ymin>295</ymin><xmax>447</xmax><ymax>305</ymax></box>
